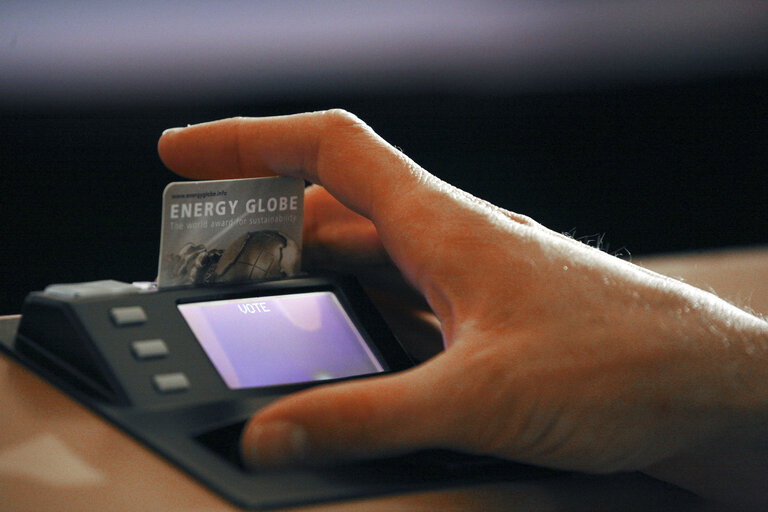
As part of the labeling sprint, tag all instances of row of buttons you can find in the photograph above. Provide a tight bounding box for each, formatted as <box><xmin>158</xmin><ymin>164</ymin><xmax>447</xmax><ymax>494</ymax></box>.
<box><xmin>110</xmin><ymin>306</ymin><xmax>190</xmax><ymax>394</ymax></box>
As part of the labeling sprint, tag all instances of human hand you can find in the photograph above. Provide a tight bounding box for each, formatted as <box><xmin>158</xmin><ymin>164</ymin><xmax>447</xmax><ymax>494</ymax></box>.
<box><xmin>158</xmin><ymin>111</ymin><xmax>768</xmax><ymax>507</ymax></box>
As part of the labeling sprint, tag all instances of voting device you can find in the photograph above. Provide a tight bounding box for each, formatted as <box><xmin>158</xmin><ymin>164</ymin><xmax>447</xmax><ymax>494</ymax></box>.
<box><xmin>15</xmin><ymin>275</ymin><xmax>410</xmax><ymax>408</ymax></box>
<box><xmin>8</xmin><ymin>274</ymin><xmax>440</xmax><ymax>509</ymax></box>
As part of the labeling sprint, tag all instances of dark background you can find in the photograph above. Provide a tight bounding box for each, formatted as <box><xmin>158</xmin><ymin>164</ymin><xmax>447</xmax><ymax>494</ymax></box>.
<box><xmin>1</xmin><ymin>3</ymin><xmax>767</xmax><ymax>314</ymax></box>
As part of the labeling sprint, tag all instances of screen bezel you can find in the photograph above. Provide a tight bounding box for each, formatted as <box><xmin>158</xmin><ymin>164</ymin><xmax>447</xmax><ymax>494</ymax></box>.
<box><xmin>172</xmin><ymin>275</ymin><xmax>411</xmax><ymax>392</ymax></box>
<box><xmin>177</xmin><ymin>289</ymin><xmax>388</xmax><ymax>390</ymax></box>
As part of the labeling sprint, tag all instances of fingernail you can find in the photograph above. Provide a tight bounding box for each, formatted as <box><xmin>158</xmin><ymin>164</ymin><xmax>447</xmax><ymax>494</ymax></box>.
<box><xmin>242</xmin><ymin>421</ymin><xmax>308</xmax><ymax>470</ymax></box>
<box><xmin>161</xmin><ymin>127</ymin><xmax>184</xmax><ymax>136</ymax></box>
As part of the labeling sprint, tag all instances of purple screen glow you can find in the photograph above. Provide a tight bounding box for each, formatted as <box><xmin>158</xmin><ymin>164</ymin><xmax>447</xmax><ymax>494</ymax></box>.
<box><xmin>178</xmin><ymin>291</ymin><xmax>384</xmax><ymax>389</ymax></box>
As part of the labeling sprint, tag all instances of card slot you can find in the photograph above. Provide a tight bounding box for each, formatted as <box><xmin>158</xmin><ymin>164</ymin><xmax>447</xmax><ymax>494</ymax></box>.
<box><xmin>194</xmin><ymin>419</ymin><xmax>249</xmax><ymax>469</ymax></box>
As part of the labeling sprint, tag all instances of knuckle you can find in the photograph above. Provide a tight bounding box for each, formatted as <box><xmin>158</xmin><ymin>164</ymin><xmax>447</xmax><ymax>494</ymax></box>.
<box><xmin>322</xmin><ymin>107</ymin><xmax>359</xmax><ymax>123</ymax></box>
<box><xmin>318</xmin><ymin>108</ymin><xmax>369</xmax><ymax>136</ymax></box>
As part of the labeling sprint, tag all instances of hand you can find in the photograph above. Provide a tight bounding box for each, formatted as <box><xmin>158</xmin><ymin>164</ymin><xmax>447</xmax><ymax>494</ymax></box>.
<box><xmin>158</xmin><ymin>110</ymin><xmax>768</xmax><ymax>507</ymax></box>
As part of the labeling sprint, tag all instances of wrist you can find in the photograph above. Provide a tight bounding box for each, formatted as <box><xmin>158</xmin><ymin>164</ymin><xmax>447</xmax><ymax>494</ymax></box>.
<box><xmin>643</xmin><ymin>300</ymin><xmax>768</xmax><ymax>509</ymax></box>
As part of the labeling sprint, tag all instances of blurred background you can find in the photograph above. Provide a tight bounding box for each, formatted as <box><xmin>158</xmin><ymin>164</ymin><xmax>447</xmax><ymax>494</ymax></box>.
<box><xmin>1</xmin><ymin>0</ymin><xmax>767</xmax><ymax>314</ymax></box>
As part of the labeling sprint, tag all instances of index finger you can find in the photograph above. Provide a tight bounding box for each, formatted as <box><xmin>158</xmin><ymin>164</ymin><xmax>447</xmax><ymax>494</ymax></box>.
<box><xmin>157</xmin><ymin>110</ymin><xmax>428</xmax><ymax>224</ymax></box>
<box><xmin>157</xmin><ymin>110</ymin><xmax>527</xmax><ymax>319</ymax></box>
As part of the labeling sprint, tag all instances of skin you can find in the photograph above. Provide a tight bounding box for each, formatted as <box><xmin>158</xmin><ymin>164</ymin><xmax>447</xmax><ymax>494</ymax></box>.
<box><xmin>158</xmin><ymin>110</ymin><xmax>768</xmax><ymax>508</ymax></box>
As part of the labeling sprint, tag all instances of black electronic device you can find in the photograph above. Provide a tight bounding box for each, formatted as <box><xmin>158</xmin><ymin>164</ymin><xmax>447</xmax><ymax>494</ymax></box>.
<box><xmin>14</xmin><ymin>274</ymin><xmax>411</xmax><ymax>408</ymax></box>
<box><xmin>1</xmin><ymin>274</ymin><xmax>554</xmax><ymax>510</ymax></box>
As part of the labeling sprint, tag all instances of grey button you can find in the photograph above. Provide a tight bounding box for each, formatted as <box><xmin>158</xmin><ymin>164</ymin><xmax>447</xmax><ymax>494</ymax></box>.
<box><xmin>153</xmin><ymin>373</ymin><xmax>190</xmax><ymax>393</ymax></box>
<box><xmin>110</xmin><ymin>306</ymin><xmax>147</xmax><ymax>326</ymax></box>
<box><xmin>131</xmin><ymin>339</ymin><xmax>169</xmax><ymax>360</ymax></box>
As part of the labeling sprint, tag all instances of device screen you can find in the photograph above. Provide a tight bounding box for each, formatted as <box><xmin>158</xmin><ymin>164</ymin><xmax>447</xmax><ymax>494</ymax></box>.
<box><xmin>177</xmin><ymin>291</ymin><xmax>385</xmax><ymax>389</ymax></box>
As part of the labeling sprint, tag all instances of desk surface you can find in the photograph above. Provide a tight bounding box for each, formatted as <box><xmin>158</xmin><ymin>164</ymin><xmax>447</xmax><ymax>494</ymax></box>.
<box><xmin>2</xmin><ymin>246</ymin><xmax>766</xmax><ymax>512</ymax></box>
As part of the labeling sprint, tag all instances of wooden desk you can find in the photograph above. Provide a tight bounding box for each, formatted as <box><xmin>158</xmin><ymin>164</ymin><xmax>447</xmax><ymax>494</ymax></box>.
<box><xmin>2</xmin><ymin>246</ymin><xmax>765</xmax><ymax>511</ymax></box>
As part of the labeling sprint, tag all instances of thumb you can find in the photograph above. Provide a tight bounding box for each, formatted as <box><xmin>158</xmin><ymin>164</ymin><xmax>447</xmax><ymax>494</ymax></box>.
<box><xmin>240</xmin><ymin>359</ymin><xmax>453</xmax><ymax>470</ymax></box>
